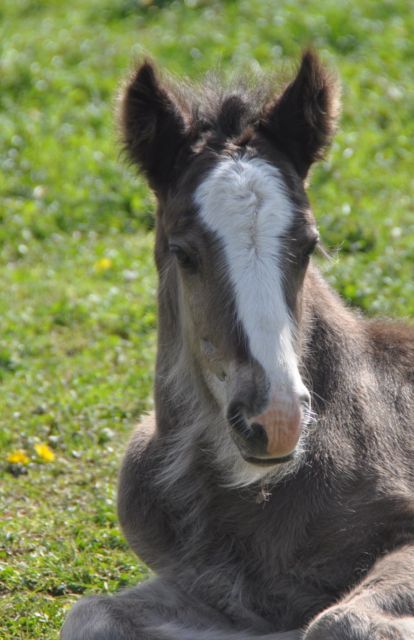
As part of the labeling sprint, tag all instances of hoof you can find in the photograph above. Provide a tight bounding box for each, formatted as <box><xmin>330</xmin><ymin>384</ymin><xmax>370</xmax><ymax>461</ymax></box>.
<box><xmin>305</xmin><ymin>607</ymin><xmax>414</xmax><ymax>640</ymax></box>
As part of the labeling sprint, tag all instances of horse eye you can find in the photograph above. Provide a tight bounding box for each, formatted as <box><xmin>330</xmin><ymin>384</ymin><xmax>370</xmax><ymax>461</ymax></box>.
<box><xmin>302</xmin><ymin>236</ymin><xmax>319</xmax><ymax>260</ymax></box>
<box><xmin>169</xmin><ymin>244</ymin><xmax>198</xmax><ymax>271</ymax></box>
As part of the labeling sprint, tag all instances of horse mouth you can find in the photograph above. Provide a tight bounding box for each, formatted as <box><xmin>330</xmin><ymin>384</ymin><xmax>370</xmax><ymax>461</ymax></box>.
<box><xmin>243</xmin><ymin>454</ymin><xmax>294</xmax><ymax>466</ymax></box>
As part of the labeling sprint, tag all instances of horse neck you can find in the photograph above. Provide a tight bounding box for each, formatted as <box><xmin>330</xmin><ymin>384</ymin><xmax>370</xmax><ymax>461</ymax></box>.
<box><xmin>302</xmin><ymin>264</ymin><xmax>360</xmax><ymax>334</ymax></box>
<box><xmin>300</xmin><ymin>265</ymin><xmax>365</xmax><ymax>411</ymax></box>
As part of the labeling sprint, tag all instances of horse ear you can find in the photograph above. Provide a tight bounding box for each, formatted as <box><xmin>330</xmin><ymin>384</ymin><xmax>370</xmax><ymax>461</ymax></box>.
<box><xmin>259</xmin><ymin>50</ymin><xmax>340</xmax><ymax>179</ymax></box>
<box><xmin>119</xmin><ymin>61</ymin><xmax>191</xmax><ymax>192</ymax></box>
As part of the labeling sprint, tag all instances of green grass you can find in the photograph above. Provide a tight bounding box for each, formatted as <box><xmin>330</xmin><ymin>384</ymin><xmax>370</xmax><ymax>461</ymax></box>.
<box><xmin>1</xmin><ymin>0</ymin><xmax>413</xmax><ymax>637</ymax></box>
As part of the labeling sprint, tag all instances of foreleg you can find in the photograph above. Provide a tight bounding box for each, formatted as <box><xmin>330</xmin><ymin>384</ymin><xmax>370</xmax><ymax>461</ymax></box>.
<box><xmin>305</xmin><ymin>544</ymin><xmax>414</xmax><ymax>639</ymax></box>
<box><xmin>61</xmin><ymin>576</ymin><xmax>302</xmax><ymax>640</ymax></box>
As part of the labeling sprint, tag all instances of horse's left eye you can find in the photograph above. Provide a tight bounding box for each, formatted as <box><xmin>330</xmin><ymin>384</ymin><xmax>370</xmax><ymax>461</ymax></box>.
<box><xmin>169</xmin><ymin>244</ymin><xmax>198</xmax><ymax>271</ymax></box>
<box><xmin>302</xmin><ymin>236</ymin><xmax>319</xmax><ymax>261</ymax></box>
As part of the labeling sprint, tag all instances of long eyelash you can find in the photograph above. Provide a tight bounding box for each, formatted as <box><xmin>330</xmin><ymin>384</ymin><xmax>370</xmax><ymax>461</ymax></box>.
<box><xmin>316</xmin><ymin>241</ymin><xmax>330</xmax><ymax>260</ymax></box>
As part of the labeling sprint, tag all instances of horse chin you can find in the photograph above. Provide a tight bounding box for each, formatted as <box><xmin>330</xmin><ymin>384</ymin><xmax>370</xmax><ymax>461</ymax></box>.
<box><xmin>223</xmin><ymin>444</ymin><xmax>302</xmax><ymax>489</ymax></box>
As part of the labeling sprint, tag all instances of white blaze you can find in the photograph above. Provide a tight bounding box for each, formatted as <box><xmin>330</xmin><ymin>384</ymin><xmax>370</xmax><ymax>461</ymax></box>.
<box><xmin>195</xmin><ymin>156</ymin><xmax>305</xmax><ymax>402</ymax></box>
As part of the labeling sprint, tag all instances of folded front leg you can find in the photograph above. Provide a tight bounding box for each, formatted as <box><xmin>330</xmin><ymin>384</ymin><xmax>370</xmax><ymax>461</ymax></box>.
<box><xmin>305</xmin><ymin>544</ymin><xmax>414</xmax><ymax>639</ymax></box>
<box><xmin>61</xmin><ymin>576</ymin><xmax>302</xmax><ymax>640</ymax></box>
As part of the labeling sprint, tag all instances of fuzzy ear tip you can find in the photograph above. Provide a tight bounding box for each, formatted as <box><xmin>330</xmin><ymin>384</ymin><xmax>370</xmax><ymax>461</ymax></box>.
<box><xmin>117</xmin><ymin>58</ymin><xmax>160</xmax><ymax>158</ymax></box>
<box><xmin>300</xmin><ymin>48</ymin><xmax>341</xmax><ymax>113</ymax></box>
<box><xmin>300</xmin><ymin>48</ymin><xmax>333</xmax><ymax>83</ymax></box>
<box><xmin>301</xmin><ymin>48</ymin><xmax>322</xmax><ymax>68</ymax></box>
<box><xmin>137</xmin><ymin>59</ymin><xmax>157</xmax><ymax>79</ymax></box>
<box><xmin>128</xmin><ymin>59</ymin><xmax>158</xmax><ymax>92</ymax></box>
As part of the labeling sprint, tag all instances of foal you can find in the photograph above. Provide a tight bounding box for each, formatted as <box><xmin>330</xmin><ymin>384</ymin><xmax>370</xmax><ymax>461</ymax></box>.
<box><xmin>62</xmin><ymin>51</ymin><xmax>414</xmax><ymax>640</ymax></box>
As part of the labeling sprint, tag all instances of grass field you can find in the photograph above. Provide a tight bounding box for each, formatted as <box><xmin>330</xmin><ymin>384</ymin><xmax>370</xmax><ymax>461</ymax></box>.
<box><xmin>1</xmin><ymin>0</ymin><xmax>414</xmax><ymax>637</ymax></box>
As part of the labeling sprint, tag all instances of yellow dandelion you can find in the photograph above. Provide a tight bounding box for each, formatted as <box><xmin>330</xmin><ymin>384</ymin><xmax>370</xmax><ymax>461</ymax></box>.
<box><xmin>7</xmin><ymin>449</ymin><xmax>29</xmax><ymax>465</ymax></box>
<box><xmin>94</xmin><ymin>257</ymin><xmax>113</xmax><ymax>272</ymax></box>
<box><xmin>34</xmin><ymin>443</ymin><xmax>55</xmax><ymax>462</ymax></box>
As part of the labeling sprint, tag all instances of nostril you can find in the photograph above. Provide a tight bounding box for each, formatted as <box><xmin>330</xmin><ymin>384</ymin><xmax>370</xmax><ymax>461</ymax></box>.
<box><xmin>250</xmin><ymin>422</ymin><xmax>268</xmax><ymax>445</ymax></box>
<box><xmin>299</xmin><ymin>390</ymin><xmax>311</xmax><ymax>407</ymax></box>
<box><xmin>227</xmin><ymin>401</ymin><xmax>269</xmax><ymax>457</ymax></box>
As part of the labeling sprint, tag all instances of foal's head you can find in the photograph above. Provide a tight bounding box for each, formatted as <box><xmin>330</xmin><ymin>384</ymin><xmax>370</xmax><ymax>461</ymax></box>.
<box><xmin>120</xmin><ymin>51</ymin><xmax>339</xmax><ymax>481</ymax></box>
